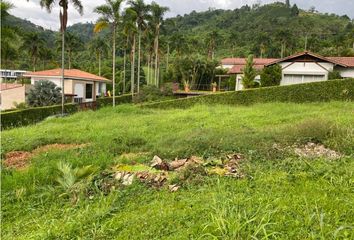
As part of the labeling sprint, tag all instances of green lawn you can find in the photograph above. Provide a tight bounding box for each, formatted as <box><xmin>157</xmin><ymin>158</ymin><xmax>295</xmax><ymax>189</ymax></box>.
<box><xmin>1</xmin><ymin>102</ymin><xmax>354</xmax><ymax>239</ymax></box>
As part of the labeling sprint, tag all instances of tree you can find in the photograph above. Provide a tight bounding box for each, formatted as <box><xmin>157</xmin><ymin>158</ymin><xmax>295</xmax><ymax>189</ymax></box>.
<box><xmin>242</xmin><ymin>55</ymin><xmax>258</xmax><ymax>89</ymax></box>
<box><xmin>150</xmin><ymin>2</ymin><xmax>169</xmax><ymax>87</ymax></box>
<box><xmin>206</xmin><ymin>30</ymin><xmax>220</xmax><ymax>60</ymax></box>
<box><xmin>328</xmin><ymin>70</ymin><xmax>342</xmax><ymax>80</ymax></box>
<box><xmin>56</xmin><ymin>32</ymin><xmax>83</xmax><ymax>69</ymax></box>
<box><xmin>291</xmin><ymin>4</ymin><xmax>299</xmax><ymax>16</ymax></box>
<box><xmin>36</xmin><ymin>0</ymin><xmax>83</xmax><ymax>115</ymax></box>
<box><xmin>21</xmin><ymin>32</ymin><xmax>46</xmax><ymax>71</ymax></box>
<box><xmin>285</xmin><ymin>0</ymin><xmax>290</xmax><ymax>8</ymax></box>
<box><xmin>94</xmin><ymin>0</ymin><xmax>124</xmax><ymax>107</ymax></box>
<box><xmin>260</xmin><ymin>64</ymin><xmax>282</xmax><ymax>87</ymax></box>
<box><xmin>27</xmin><ymin>80</ymin><xmax>62</xmax><ymax>107</ymax></box>
<box><xmin>128</xmin><ymin>0</ymin><xmax>150</xmax><ymax>93</ymax></box>
<box><xmin>88</xmin><ymin>36</ymin><xmax>109</xmax><ymax>76</ymax></box>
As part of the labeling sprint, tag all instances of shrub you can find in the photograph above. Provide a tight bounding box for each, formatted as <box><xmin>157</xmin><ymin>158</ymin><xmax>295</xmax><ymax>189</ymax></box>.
<box><xmin>27</xmin><ymin>80</ymin><xmax>62</xmax><ymax>107</ymax></box>
<box><xmin>96</xmin><ymin>94</ymin><xmax>133</xmax><ymax>108</ymax></box>
<box><xmin>1</xmin><ymin>104</ymin><xmax>78</xmax><ymax>129</ymax></box>
<box><xmin>142</xmin><ymin>78</ymin><xmax>354</xmax><ymax>109</ymax></box>
<box><xmin>328</xmin><ymin>70</ymin><xmax>343</xmax><ymax>80</ymax></box>
<box><xmin>260</xmin><ymin>64</ymin><xmax>282</xmax><ymax>87</ymax></box>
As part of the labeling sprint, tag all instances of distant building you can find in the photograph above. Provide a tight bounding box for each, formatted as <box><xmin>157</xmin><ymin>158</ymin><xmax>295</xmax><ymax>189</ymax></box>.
<box><xmin>221</xmin><ymin>51</ymin><xmax>354</xmax><ymax>91</ymax></box>
<box><xmin>24</xmin><ymin>69</ymin><xmax>111</xmax><ymax>103</ymax></box>
<box><xmin>0</xmin><ymin>69</ymin><xmax>27</xmax><ymax>81</ymax></box>
<box><xmin>0</xmin><ymin>83</ymin><xmax>27</xmax><ymax>110</ymax></box>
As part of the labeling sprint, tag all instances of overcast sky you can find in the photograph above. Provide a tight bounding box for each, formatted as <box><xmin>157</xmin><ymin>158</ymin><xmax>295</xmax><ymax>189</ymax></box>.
<box><xmin>8</xmin><ymin>0</ymin><xmax>354</xmax><ymax>30</ymax></box>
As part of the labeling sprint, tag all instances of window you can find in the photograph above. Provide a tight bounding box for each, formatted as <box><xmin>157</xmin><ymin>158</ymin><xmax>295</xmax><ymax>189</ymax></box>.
<box><xmin>85</xmin><ymin>84</ymin><xmax>93</xmax><ymax>99</ymax></box>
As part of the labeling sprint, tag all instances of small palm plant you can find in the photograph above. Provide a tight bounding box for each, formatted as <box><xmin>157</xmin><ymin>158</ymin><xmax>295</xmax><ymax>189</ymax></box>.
<box><xmin>56</xmin><ymin>162</ymin><xmax>97</xmax><ymax>203</ymax></box>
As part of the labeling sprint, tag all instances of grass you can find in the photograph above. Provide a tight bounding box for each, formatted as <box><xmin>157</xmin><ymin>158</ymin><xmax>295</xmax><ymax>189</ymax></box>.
<box><xmin>1</xmin><ymin>101</ymin><xmax>354</xmax><ymax>239</ymax></box>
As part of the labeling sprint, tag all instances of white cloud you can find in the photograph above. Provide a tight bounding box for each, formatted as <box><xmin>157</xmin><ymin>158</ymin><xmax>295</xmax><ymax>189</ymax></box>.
<box><xmin>8</xmin><ymin>0</ymin><xmax>354</xmax><ymax>30</ymax></box>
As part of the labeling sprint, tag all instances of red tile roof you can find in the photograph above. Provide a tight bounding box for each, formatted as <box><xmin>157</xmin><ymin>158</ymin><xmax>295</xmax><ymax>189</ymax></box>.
<box><xmin>24</xmin><ymin>69</ymin><xmax>111</xmax><ymax>82</ymax></box>
<box><xmin>0</xmin><ymin>83</ymin><xmax>24</xmax><ymax>91</ymax></box>
<box><xmin>228</xmin><ymin>64</ymin><xmax>265</xmax><ymax>74</ymax></box>
<box><xmin>266</xmin><ymin>51</ymin><xmax>348</xmax><ymax>67</ymax></box>
<box><xmin>222</xmin><ymin>58</ymin><xmax>278</xmax><ymax>65</ymax></box>
<box><xmin>327</xmin><ymin>57</ymin><xmax>354</xmax><ymax>67</ymax></box>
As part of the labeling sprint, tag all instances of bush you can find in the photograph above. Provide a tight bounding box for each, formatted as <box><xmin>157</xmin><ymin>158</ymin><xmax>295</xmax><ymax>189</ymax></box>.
<box><xmin>27</xmin><ymin>80</ymin><xmax>62</xmax><ymax>107</ymax></box>
<box><xmin>142</xmin><ymin>78</ymin><xmax>354</xmax><ymax>109</ymax></box>
<box><xmin>260</xmin><ymin>64</ymin><xmax>282</xmax><ymax>87</ymax></box>
<box><xmin>96</xmin><ymin>94</ymin><xmax>133</xmax><ymax>108</ymax></box>
<box><xmin>328</xmin><ymin>70</ymin><xmax>343</xmax><ymax>80</ymax></box>
<box><xmin>1</xmin><ymin>104</ymin><xmax>78</xmax><ymax>129</ymax></box>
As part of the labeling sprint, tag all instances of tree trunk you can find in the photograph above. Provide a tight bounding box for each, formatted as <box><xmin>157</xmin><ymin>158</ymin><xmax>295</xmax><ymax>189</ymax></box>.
<box><xmin>61</xmin><ymin>30</ymin><xmax>65</xmax><ymax>115</ymax></box>
<box><xmin>123</xmin><ymin>49</ymin><xmax>126</xmax><ymax>94</ymax></box>
<box><xmin>112</xmin><ymin>26</ymin><xmax>116</xmax><ymax>107</ymax></box>
<box><xmin>154</xmin><ymin>34</ymin><xmax>159</xmax><ymax>87</ymax></box>
<box><xmin>166</xmin><ymin>42</ymin><xmax>169</xmax><ymax>72</ymax></box>
<box><xmin>137</xmin><ymin>30</ymin><xmax>142</xmax><ymax>93</ymax></box>
<box><xmin>147</xmin><ymin>54</ymin><xmax>150</xmax><ymax>85</ymax></box>
<box><xmin>98</xmin><ymin>51</ymin><xmax>101</xmax><ymax>76</ymax></box>
<box><xmin>68</xmin><ymin>49</ymin><xmax>72</xmax><ymax>69</ymax></box>
<box><xmin>131</xmin><ymin>35</ymin><xmax>136</xmax><ymax>95</ymax></box>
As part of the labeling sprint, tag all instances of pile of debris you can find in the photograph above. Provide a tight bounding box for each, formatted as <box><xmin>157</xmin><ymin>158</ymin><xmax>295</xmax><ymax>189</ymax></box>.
<box><xmin>294</xmin><ymin>142</ymin><xmax>342</xmax><ymax>160</ymax></box>
<box><xmin>94</xmin><ymin>154</ymin><xmax>245</xmax><ymax>193</ymax></box>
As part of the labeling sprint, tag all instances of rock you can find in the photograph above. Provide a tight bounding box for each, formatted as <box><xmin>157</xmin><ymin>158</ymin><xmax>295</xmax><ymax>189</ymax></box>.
<box><xmin>168</xmin><ymin>184</ymin><xmax>180</xmax><ymax>192</ymax></box>
<box><xmin>169</xmin><ymin>159</ymin><xmax>188</xmax><ymax>170</ymax></box>
<box><xmin>122</xmin><ymin>174</ymin><xmax>134</xmax><ymax>186</ymax></box>
<box><xmin>150</xmin><ymin>155</ymin><xmax>170</xmax><ymax>171</ymax></box>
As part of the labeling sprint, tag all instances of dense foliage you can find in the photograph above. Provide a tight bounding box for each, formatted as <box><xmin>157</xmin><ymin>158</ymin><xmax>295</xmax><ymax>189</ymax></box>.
<box><xmin>1</xmin><ymin>1</ymin><xmax>353</xmax><ymax>90</ymax></box>
<box><xmin>241</xmin><ymin>55</ymin><xmax>258</xmax><ymax>89</ymax></box>
<box><xmin>260</xmin><ymin>64</ymin><xmax>282</xmax><ymax>87</ymax></box>
<box><xmin>27</xmin><ymin>80</ymin><xmax>62</xmax><ymax>107</ymax></box>
<box><xmin>143</xmin><ymin>78</ymin><xmax>354</xmax><ymax>109</ymax></box>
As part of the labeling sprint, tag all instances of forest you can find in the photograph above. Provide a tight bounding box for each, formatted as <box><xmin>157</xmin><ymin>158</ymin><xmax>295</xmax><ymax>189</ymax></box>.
<box><xmin>1</xmin><ymin>1</ymin><xmax>354</xmax><ymax>93</ymax></box>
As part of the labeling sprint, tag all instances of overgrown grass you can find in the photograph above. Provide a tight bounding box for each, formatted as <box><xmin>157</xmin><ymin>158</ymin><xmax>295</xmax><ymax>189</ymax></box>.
<box><xmin>1</xmin><ymin>102</ymin><xmax>354</xmax><ymax>239</ymax></box>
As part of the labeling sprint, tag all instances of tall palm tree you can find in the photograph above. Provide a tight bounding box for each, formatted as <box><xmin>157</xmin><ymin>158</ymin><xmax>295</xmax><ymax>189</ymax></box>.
<box><xmin>122</xmin><ymin>8</ymin><xmax>138</xmax><ymax>95</ymax></box>
<box><xmin>56</xmin><ymin>32</ymin><xmax>83</xmax><ymax>69</ymax></box>
<box><xmin>150</xmin><ymin>2</ymin><xmax>169</xmax><ymax>87</ymax></box>
<box><xmin>36</xmin><ymin>0</ymin><xmax>83</xmax><ymax>114</ymax></box>
<box><xmin>21</xmin><ymin>32</ymin><xmax>46</xmax><ymax>71</ymax></box>
<box><xmin>128</xmin><ymin>0</ymin><xmax>150</xmax><ymax>93</ymax></box>
<box><xmin>88</xmin><ymin>36</ymin><xmax>109</xmax><ymax>76</ymax></box>
<box><xmin>94</xmin><ymin>0</ymin><xmax>124</xmax><ymax>107</ymax></box>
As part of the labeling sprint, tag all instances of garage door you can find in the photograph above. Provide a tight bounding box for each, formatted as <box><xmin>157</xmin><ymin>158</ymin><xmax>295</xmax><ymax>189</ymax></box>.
<box><xmin>283</xmin><ymin>74</ymin><xmax>325</xmax><ymax>85</ymax></box>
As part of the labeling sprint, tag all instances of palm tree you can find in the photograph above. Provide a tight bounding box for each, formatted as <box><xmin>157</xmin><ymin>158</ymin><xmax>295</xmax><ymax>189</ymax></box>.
<box><xmin>122</xmin><ymin>8</ymin><xmax>138</xmax><ymax>95</ymax></box>
<box><xmin>21</xmin><ymin>32</ymin><xmax>46</xmax><ymax>71</ymax></box>
<box><xmin>94</xmin><ymin>0</ymin><xmax>124</xmax><ymax>107</ymax></box>
<box><xmin>36</xmin><ymin>0</ymin><xmax>83</xmax><ymax>115</ymax></box>
<box><xmin>128</xmin><ymin>0</ymin><xmax>150</xmax><ymax>93</ymax></box>
<box><xmin>56</xmin><ymin>32</ymin><xmax>83</xmax><ymax>69</ymax></box>
<box><xmin>88</xmin><ymin>36</ymin><xmax>109</xmax><ymax>76</ymax></box>
<box><xmin>150</xmin><ymin>2</ymin><xmax>169</xmax><ymax>87</ymax></box>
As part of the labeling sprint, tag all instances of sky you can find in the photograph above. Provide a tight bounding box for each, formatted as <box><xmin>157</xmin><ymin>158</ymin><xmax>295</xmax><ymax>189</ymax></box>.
<box><xmin>8</xmin><ymin>0</ymin><xmax>354</xmax><ymax>31</ymax></box>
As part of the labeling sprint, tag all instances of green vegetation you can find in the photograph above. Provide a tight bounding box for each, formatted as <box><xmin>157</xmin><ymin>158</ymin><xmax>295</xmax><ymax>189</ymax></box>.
<box><xmin>27</xmin><ymin>80</ymin><xmax>62</xmax><ymax>107</ymax></box>
<box><xmin>241</xmin><ymin>55</ymin><xmax>258</xmax><ymax>89</ymax></box>
<box><xmin>143</xmin><ymin>78</ymin><xmax>354</xmax><ymax>109</ymax></box>
<box><xmin>2</xmin><ymin>101</ymin><xmax>354</xmax><ymax>239</ymax></box>
<box><xmin>260</xmin><ymin>64</ymin><xmax>282</xmax><ymax>87</ymax></box>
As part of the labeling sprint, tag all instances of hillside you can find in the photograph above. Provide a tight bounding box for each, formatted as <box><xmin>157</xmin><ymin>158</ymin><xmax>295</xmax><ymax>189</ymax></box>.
<box><xmin>2</xmin><ymin>101</ymin><xmax>354</xmax><ymax>239</ymax></box>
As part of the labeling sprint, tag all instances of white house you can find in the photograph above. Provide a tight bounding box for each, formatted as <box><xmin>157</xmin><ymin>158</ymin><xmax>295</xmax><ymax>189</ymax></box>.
<box><xmin>24</xmin><ymin>69</ymin><xmax>111</xmax><ymax>103</ymax></box>
<box><xmin>0</xmin><ymin>69</ymin><xmax>27</xmax><ymax>81</ymax></box>
<box><xmin>221</xmin><ymin>52</ymin><xmax>354</xmax><ymax>91</ymax></box>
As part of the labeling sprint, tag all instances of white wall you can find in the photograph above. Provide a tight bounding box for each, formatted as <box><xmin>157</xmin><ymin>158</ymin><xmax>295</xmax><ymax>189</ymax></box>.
<box><xmin>235</xmin><ymin>74</ymin><xmax>261</xmax><ymax>91</ymax></box>
<box><xmin>279</xmin><ymin>62</ymin><xmax>334</xmax><ymax>85</ymax></box>
<box><xmin>336</xmin><ymin>67</ymin><xmax>354</xmax><ymax>78</ymax></box>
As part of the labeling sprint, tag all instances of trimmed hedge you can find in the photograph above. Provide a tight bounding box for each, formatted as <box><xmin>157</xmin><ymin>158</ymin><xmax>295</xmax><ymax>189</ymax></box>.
<box><xmin>1</xmin><ymin>104</ymin><xmax>79</xmax><ymax>129</ymax></box>
<box><xmin>142</xmin><ymin>78</ymin><xmax>354</xmax><ymax>109</ymax></box>
<box><xmin>1</xmin><ymin>95</ymin><xmax>133</xmax><ymax>130</ymax></box>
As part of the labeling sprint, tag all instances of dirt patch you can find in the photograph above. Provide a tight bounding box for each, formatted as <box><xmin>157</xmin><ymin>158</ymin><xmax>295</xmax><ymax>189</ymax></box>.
<box><xmin>294</xmin><ymin>142</ymin><xmax>342</xmax><ymax>160</ymax></box>
<box><xmin>32</xmin><ymin>143</ymin><xmax>88</xmax><ymax>154</ymax></box>
<box><xmin>3</xmin><ymin>143</ymin><xmax>88</xmax><ymax>170</ymax></box>
<box><xmin>3</xmin><ymin>151</ymin><xmax>33</xmax><ymax>170</ymax></box>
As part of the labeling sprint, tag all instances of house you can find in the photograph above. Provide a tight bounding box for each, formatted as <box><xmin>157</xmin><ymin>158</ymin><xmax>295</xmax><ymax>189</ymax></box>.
<box><xmin>0</xmin><ymin>69</ymin><xmax>27</xmax><ymax>81</ymax></box>
<box><xmin>221</xmin><ymin>51</ymin><xmax>354</xmax><ymax>91</ymax></box>
<box><xmin>0</xmin><ymin>84</ymin><xmax>27</xmax><ymax>110</ymax></box>
<box><xmin>24</xmin><ymin>69</ymin><xmax>111</xmax><ymax>103</ymax></box>
<box><xmin>221</xmin><ymin>58</ymin><xmax>278</xmax><ymax>91</ymax></box>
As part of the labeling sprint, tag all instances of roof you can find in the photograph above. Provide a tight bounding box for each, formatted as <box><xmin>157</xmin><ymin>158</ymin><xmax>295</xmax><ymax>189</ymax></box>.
<box><xmin>327</xmin><ymin>57</ymin><xmax>354</xmax><ymax>67</ymax></box>
<box><xmin>266</xmin><ymin>51</ymin><xmax>348</xmax><ymax>67</ymax></box>
<box><xmin>222</xmin><ymin>58</ymin><xmax>278</xmax><ymax>65</ymax></box>
<box><xmin>0</xmin><ymin>83</ymin><xmax>24</xmax><ymax>91</ymax></box>
<box><xmin>24</xmin><ymin>69</ymin><xmax>111</xmax><ymax>82</ymax></box>
<box><xmin>228</xmin><ymin>64</ymin><xmax>266</xmax><ymax>74</ymax></box>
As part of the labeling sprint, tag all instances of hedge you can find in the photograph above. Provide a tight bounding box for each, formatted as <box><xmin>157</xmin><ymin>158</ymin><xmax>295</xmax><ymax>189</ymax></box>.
<box><xmin>1</xmin><ymin>104</ymin><xmax>79</xmax><ymax>129</ymax></box>
<box><xmin>142</xmin><ymin>78</ymin><xmax>354</xmax><ymax>109</ymax></box>
<box><xmin>1</xmin><ymin>94</ymin><xmax>133</xmax><ymax>130</ymax></box>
